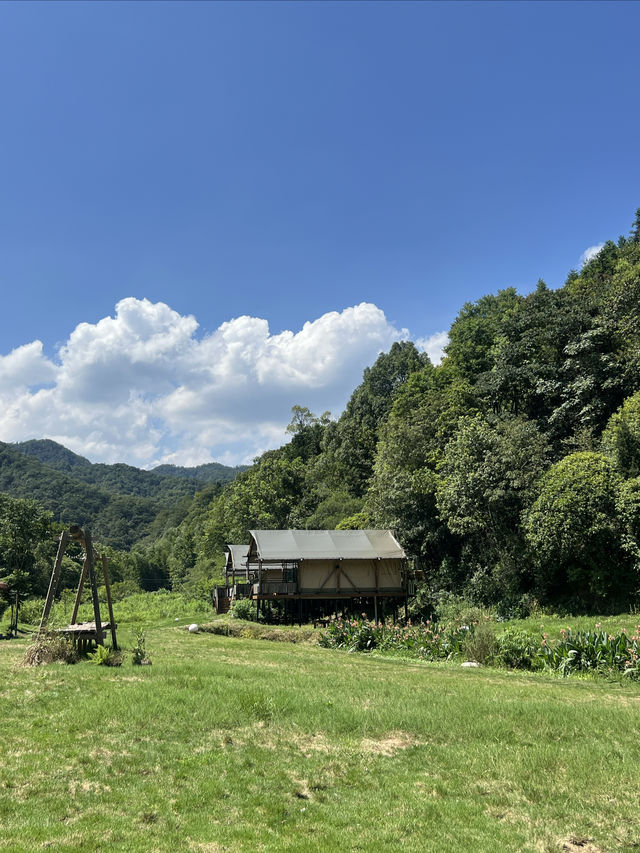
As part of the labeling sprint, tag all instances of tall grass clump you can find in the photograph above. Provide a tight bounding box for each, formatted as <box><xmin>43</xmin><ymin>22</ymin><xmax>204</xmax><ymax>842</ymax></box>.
<box><xmin>461</xmin><ymin>619</ymin><xmax>497</xmax><ymax>664</ymax></box>
<box><xmin>22</xmin><ymin>631</ymin><xmax>78</xmax><ymax>666</ymax></box>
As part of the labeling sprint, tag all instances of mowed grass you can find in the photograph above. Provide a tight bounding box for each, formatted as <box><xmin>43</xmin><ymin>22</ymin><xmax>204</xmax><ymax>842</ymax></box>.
<box><xmin>506</xmin><ymin>613</ymin><xmax>640</xmax><ymax>639</ymax></box>
<box><xmin>1</xmin><ymin>627</ymin><xmax>640</xmax><ymax>853</ymax></box>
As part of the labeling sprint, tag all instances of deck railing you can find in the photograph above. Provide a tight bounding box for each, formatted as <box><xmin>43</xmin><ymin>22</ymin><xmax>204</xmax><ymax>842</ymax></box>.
<box><xmin>252</xmin><ymin>582</ymin><xmax>298</xmax><ymax>597</ymax></box>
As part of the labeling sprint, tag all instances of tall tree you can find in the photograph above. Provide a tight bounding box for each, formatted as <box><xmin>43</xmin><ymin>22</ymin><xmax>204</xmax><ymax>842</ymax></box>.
<box><xmin>324</xmin><ymin>342</ymin><xmax>427</xmax><ymax>496</ymax></box>
<box><xmin>524</xmin><ymin>452</ymin><xmax>638</xmax><ymax>609</ymax></box>
<box><xmin>436</xmin><ymin>416</ymin><xmax>549</xmax><ymax>602</ymax></box>
<box><xmin>0</xmin><ymin>495</ymin><xmax>52</xmax><ymax>635</ymax></box>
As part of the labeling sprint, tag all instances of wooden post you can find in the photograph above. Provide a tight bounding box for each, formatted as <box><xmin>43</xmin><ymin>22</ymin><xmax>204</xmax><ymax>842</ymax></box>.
<box><xmin>71</xmin><ymin>558</ymin><xmax>88</xmax><ymax>624</ymax></box>
<box><xmin>40</xmin><ymin>530</ymin><xmax>70</xmax><ymax>631</ymax></box>
<box><xmin>374</xmin><ymin>595</ymin><xmax>378</xmax><ymax>624</ymax></box>
<box><xmin>84</xmin><ymin>530</ymin><xmax>104</xmax><ymax>646</ymax></box>
<box><xmin>101</xmin><ymin>554</ymin><xmax>118</xmax><ymax>650</ymax></box>
<box><xmin>257</xmin><ymin>560</ymin><xmax>263</xmax><ymax>620</ymax></box>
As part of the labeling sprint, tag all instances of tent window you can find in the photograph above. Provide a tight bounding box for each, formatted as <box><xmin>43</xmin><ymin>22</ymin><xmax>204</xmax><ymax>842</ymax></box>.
<box><xmin>282</xmin><ymin>561</ymin><xmax>299</xmax><ymax>584</ymax></box>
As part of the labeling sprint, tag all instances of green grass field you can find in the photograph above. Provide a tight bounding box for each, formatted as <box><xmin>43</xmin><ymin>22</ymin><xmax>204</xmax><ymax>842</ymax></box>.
<box><xmin>2</xmin><ymin>623</ymin><xmax>640</xmax><ymax>853</ymax></box>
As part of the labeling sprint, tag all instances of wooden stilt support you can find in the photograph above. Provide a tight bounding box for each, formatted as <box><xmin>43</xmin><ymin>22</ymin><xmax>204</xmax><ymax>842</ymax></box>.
<box><xmin>101</xmin><ymin>554</ymin><xmax>118</xmax><ymax>650</ymax></box>
<box><xmin>39</xmin><ymin>530</ymin><xmax>70</xmax><ymax>631</ymax></box>
<box><xmin>71</xmin><ymin>558</ymin><xmax>88</xmax><ymax>625</ymax></box>
<box><xmin>84</xmin><ymin>530</ymin><xmax>104</xmax><ymax>646</ymax></box>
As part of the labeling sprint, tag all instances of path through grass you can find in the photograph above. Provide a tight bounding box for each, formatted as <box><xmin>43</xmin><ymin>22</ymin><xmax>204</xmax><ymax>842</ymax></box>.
<box><xmin>1</xmin><ymin>626</ymin><xmax>639</xmax><ymax>852</ymax></box>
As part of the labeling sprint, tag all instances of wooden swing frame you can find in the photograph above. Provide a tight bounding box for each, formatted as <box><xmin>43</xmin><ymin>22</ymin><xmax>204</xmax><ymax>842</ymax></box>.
<box><xmin>39</xmin><ymin>526</ymin><xmax>118</xmax><ymax>651</ymax></box>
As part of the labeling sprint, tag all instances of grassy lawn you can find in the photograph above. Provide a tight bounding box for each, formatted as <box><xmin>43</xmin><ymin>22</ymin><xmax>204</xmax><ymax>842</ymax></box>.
<box><xmin>1</xmin><ymin>625</ymin><xmax>640</xmax><ymax>852</ymax></box>
<box><xmin>506</xmin><ymin>613</ymin><xmax>640</xmax><ymax>639</ymax></box>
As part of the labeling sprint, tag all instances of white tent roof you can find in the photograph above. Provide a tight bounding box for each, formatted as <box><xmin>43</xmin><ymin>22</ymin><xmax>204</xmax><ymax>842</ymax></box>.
<box><xmin>248</xmin><ymin>529</ymin><xmax>406</xmax><ymax>562</ymax></box>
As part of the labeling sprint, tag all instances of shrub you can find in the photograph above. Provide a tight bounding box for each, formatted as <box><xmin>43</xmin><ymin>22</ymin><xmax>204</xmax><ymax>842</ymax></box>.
<box><xmin>496</xmin><ymin>594</ymin><xmax>538</xmax><ymax>622</ymax></box>
<box><xmin>495</xmin><ymin>628</ymin><xmax>542</xmax><ymax>670</ymax></box>
<box><xmin>22</xmin><ymin>631</ymin><xmax>78</xmax><ymax>666</ymax></box>
<box><xmin>433</xmin><ymin>591</ymin><xmax>488</xmax><ymax>628</ymax></box>
<box><xmin>461</xmin><ymin>620</ymin><xmax>497</xmax><ymax>664</ymax></box>
<box><xmin>230</xmin><ymin>598</ymin><xmax>256</xmax><ymax>621</ymax></box>
<box><xmin>17</xmin><ymin>598</ymin><xmax>46</xmax><ymax>626</ymax></box>
<box><xmin>131</xmin><ymin>628</ymin><xmax>150</xmax><ymax>665</ymax></box>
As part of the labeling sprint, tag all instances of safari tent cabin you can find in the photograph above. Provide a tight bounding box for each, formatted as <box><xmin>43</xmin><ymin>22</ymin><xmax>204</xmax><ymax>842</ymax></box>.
<box><xmin>213</xmin><ymin>544</ymin><xmax>252</xmax><ymax>614</ymax></box>
<box><xmin>247</xmin><ymin>529</ymin><xmax>409</xmax><ymax>601</ymax></box>
<box><xmin>224</xmin><ymin>544</ymin><xmax>250</xmax><ymax>583</ymax></box>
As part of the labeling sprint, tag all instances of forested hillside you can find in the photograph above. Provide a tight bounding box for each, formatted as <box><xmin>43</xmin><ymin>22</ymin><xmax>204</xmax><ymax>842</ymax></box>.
<box><xmin>152</xmin><ymin>461</ymin><xmax>249</xmax><ymax>483</ymax></box>
<box><xmin>0</xmin><ymin>439</ymin><xmax>239</xmax><ymax>550</ymax></box>
<box><xmin>3</xmin><ymin>209</ymin><xmax>640</xmax><ymax>612</ymax></box>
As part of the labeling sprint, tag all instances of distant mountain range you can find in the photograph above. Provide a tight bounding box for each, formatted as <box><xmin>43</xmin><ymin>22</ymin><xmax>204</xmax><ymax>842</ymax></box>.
<box><xmin>0</xmin><ymin>439</ymin><xmax>247</xmax><ymax>550</ymax></box>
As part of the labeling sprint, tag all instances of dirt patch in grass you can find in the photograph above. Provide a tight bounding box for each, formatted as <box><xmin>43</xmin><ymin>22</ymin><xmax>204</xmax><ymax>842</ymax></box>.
<box><xmin>69</xmin><ymin>780</ymin><xmax>112</xmax><ymax>796</ymax></box>
<box><xmin>290</xmin><ymin>731</ymin><xmax>334</xmax><ymax>757</ymax></box>
<box><xmin>560</xmin><ymin>838</ymin><xmax>604</xmax><ymax>853</ymax></box>
<box><xmin>360</xmin><ymin>731</ymin><xmax>422</xmax><ymax>756</ymax></box>
<box><xmin>290</xmin><ymin>776</ymin><xmax>313</xmax><ymax>800</ymax></box>
<box><xmin>106</xmin><ymin>675</ymin><xmax>145</xmax><ymax>682</ymax></box>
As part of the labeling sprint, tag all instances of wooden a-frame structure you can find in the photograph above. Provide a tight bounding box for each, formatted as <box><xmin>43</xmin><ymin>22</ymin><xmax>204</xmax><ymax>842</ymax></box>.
<box><xmin>39</xmin><ymin>525</ymin><xmax>118</xmax><ymax>652</ymax></box>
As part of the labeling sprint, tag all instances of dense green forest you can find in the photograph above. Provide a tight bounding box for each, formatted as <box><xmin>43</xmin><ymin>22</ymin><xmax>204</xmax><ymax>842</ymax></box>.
<box><xmin>2</xmin><ymin>209</ymin><xmax>640</xmax><ymax>614</ymax></box>
<box><xmin>0</xmin><ymin>439</ymin><xmax>243</xmax><ymax>550</ymax></box>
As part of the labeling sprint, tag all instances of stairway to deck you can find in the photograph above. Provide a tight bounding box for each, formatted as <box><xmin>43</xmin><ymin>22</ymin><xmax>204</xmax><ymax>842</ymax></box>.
<box><xmin>217</xmin><ymin>597</ymin><xmax>231</xmax><ymax>614</ymax></box>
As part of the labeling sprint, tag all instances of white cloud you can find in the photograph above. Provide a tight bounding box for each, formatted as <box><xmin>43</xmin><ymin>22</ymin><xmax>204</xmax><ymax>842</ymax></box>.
<box><xmin>0</xmin><ymin>341</ymin><xmax>57</xmax><ymax>392</ymax></box>
<box><xmin>416</xmin><ymin>330</ymin><xmax>448</xmax><ymax>365</ymax></box>
<box><xmin>0</xmin><ymin>298</ymin><xmax>411</xmax><ymax>467</ymax></box>
<box><xmin>580</xmin><ymin>243</ymin><xmax>605</xmax><ymax>266</ymax></box>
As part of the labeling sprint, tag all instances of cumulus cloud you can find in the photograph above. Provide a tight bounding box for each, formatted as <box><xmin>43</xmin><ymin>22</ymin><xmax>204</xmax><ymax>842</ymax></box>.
<box><xmin>0</xmin><ymin>298</ymin><xmax>412</xmax><ymax>467</ymax></box>
<box><xmin>417</xmin><ymin>330</ymin><xmax>449</xmax><ymax>365</ymax></box>
<box><xmin>580</xmin><ymin>243</ymin><xmax>605</xmax><ymax>266</ymax></box>
<box><xmin>0</xmin><ymin>341</ymin><xmax>57</xmax><ymax>392</ymax></box>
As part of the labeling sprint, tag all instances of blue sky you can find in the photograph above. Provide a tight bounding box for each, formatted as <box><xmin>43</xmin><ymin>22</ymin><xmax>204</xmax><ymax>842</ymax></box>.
<box><xmin>0</xmin><ymin>1</ymin><xmax>639</xmax><ymax>467</ymax></box>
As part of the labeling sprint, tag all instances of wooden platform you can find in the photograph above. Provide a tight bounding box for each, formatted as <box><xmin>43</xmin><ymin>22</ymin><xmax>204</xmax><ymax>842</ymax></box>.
<box><xmin>59</xmin><ymin>621</ymin><xmax>117</xmax><ymax>651</ymax></box>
